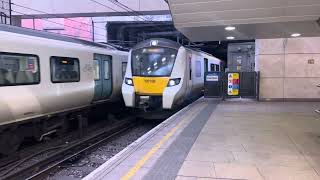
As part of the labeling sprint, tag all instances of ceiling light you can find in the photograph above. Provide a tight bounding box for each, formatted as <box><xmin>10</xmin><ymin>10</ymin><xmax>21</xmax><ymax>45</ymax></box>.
<box><xmin>226</xmin><ymin>36</ymin><xmax>235</xmax><ymax>40</ymax></box>
<box><xmin>291</xmin><ymin>33</ymin><xmax>301</xmax><ymax>37</ymax></box>
<box><xmin>225</xmin><ymin>26</ymin><xmax>236</xmax><ymax>31</ymax></box>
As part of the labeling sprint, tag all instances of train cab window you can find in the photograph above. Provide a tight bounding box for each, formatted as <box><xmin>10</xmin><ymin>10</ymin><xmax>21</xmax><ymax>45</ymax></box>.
<box><xmin>50</xmin><ymin>56</ymin><xmax>80</xmax><ymax>83</ymax></box>
<box><xmin>93</xmin><ymin>60</ymin><xmax>100</xmax><ymax>80</ymax></box>
<box><xmin>0</xmin><ymin>53</ymin><xmax>40</xmax><ymax>86</ymax></box>
<box><xmin>122</xmin><ymin>62</ymin><xmax>127</xmax><ymax>78</ymax></box>
<box><xmin>131</xmin><ymin>47</ymin><xmax>178</xmax><ymax>77</ymax></box>
<box><xmin>195</xmin><ymin>61</ymin><xmax>201</xmax><ymax>77</ymax></box>
<box><xmin>216</xmin><ymin>65</ymin><xmax>220</xmax><ymax>72</ymax></box>
<box><xmin>104</xmin><ymin>60</ymin><xmax>110</xmax><ymax>80</ymax></box>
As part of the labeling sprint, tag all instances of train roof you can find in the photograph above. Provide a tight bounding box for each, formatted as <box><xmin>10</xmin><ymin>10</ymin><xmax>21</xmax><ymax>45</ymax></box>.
<box><xmin>0</xmin><ymin>24</ymin><xmax>117</xmax><ymax>50</ymax></box>
<box><xmin>132</xmin><ymin>38</ymin><xmax>182</xmax><ymax>50</ymax></box>
<box><xmin>131</xmin><ymin>38</ymin><xmax>219</xmax><ymax>60</ymax></box>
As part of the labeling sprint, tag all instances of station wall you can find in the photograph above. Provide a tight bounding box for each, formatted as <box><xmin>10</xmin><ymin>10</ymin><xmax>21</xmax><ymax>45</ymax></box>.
<box><xmin>256</xmin><ymin>37</ymin><xmax>320</xmax><ymax>101</ymax></box>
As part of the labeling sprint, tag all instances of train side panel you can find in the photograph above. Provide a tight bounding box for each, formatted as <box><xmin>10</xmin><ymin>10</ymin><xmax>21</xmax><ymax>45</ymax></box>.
<box><xmin>109</xmin><ymin>52</ymin><xmax>128</xmax><ymax>101</ymax></box>
<box><xmin>163</xmin><ymin>47</ymin><xmax>187</xmax><ymax>109</ymax></box>
<box><xmin>122</xmin><ymin>51</ymin><xmax>135</xmax><ymax>107</ymax></box>
<box><xmin>0</xmin><ymin>31</ymin><xmax>123</xmax><ymax>125</ymax></box>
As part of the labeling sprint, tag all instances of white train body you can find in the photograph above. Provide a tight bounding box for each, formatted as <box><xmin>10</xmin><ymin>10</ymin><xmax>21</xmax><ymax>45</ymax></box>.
<box><xmin>0</xmin><ymin>25</ymin><xmax>128</xmax><ymax>127</ymax></box>
<box><xmin>122</xmin><ymin>39</ymin><xmax>222</xmax><ymax>111</ymax></box>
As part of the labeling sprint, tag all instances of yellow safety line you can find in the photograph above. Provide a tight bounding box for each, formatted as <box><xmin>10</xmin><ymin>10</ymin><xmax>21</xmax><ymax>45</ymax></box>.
<box><xmin>121</xmin><ymin>120</ymin><xmax>184</xmax><ymax>180</ymax></box>
<box><xmin>121</xmin><ymin>103</ymin><xmax>206</xmax><ymax>180</ymax></box>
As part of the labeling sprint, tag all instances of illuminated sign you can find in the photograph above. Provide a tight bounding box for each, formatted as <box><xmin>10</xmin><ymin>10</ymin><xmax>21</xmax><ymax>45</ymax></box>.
<box><xmin>227</xmin><ymin>73</ymin><xmax>240</xmax><ymax>96</ymax></box>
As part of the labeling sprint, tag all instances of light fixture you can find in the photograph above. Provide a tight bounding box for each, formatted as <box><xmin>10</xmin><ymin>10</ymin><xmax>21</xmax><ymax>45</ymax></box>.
<box><xmin>125</xmin><ymin>78</ymin><xmax>133</xmax><ymax>86</ymax></box>
<box><xmin>151</xmin><ymin>40</ymin><xmax>158</xmax><ymax>46</ymax></box>
<box><xmin>291</xmin><ymin>33</ymin><xmax>301</xmax><ymax>37</ymax></box>
<box><xmin>167</xmin><ymin>78</ymin><xmax>181</xmax><ymax>87</ymax></box>
<box><xmin>226</xmin><ymin>36</ymin><xmax>235</xmax><ymax>40</ymax></box>
<box><xmin>225</xmin><ymin>26</ymin><xmax>236</xmax><ymax>31</ymax></box>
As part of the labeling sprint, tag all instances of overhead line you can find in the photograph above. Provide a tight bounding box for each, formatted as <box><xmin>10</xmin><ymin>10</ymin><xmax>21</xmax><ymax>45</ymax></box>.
<box><xmin>9</xmin><ymin>1</ymin><xmax>106</xmax><ymax>31</ymax></box>
<box><xmin>2</xmin><ymin>7</ymin><xmax>107</xmax><ymax>39</ymax></box>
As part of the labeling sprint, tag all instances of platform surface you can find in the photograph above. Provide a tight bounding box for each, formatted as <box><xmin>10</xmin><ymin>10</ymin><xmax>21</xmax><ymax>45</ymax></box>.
<box><xmin>84</xmin><ymin>98</ymin><xmax>320</xmax><ymax>180</ymax></box>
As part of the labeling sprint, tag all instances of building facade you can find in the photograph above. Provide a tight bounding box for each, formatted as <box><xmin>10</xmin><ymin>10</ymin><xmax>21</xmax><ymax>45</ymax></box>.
<box><xmin>0</xmin><ymin>0</ymin><xmax>11</xmax><ymax>24</ymax></box>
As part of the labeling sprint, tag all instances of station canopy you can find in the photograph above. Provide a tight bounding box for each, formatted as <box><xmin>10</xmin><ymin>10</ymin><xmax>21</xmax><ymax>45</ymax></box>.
<box><xmin>168</xmin><ymin>0</ymin><xmax>320</xmax><ymax>41</ymax></box>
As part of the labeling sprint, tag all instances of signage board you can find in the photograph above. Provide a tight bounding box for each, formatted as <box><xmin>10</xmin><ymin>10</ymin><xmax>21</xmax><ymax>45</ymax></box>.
<box><xmin>206</xmin><ymin>74</ymin><xmax>219</xmax><ymax>82</ymax></box>
<box><xmin>227</xmin><ymin>73</ymin><xmax>240</xmax><ymax>96</ymax></box>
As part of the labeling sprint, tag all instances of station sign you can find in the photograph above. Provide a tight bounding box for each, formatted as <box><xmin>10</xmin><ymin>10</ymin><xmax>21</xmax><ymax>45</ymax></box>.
<box><xmin>206</xmin><ymin>73</ymin><xmax>219</xmax><ymax>82</ymax></box>
<box><xmin>227</xmin><ymin>73</ymin><xmax>240</xmax><ymax>96</ymax></box>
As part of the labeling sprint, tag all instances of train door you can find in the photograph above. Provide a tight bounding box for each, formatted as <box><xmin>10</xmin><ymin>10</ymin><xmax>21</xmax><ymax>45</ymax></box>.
<box><xmin>186</xmin><ymin>53</ymin><xmax>193</xmax><ymax>96</ymax></box>
<box><xmin>204</xmin><ymin>58</ymin><xmax>208</xmax><ymax>73</ymax></box>
<box><xmin>93</xmin><ymin>54</ymin><xmax>113</xmax><ymax>102</ymax></box>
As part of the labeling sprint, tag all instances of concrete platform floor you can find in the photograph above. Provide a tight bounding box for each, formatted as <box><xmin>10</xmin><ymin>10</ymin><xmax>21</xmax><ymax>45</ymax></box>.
<box><xmin>85</xmin><ymin>99</ymin><xmax>320</xmax><ymax>180</ymax></box>
<box><xmin>177</xmin><ymin>101</ymin><xmax>320</xmax><ymax>180</ymax></box>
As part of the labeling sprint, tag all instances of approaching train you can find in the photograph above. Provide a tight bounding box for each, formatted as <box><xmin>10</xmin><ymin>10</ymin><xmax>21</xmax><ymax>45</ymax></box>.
<box><xmin>0</xmin><ymin>24</ymin><xmax>128</xmax><ymax>154</ymax></box>
<box><xmin>122</xmin><ymin>38</ymin><xmax>223</xmax><ymax>113</ymax></box>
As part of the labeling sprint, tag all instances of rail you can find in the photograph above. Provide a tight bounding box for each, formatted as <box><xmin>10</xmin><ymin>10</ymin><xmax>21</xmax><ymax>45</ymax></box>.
<box><xmin>0</xmin><ymin>118</ymin><xmax>137</xmax><ymax>180</ymax></box>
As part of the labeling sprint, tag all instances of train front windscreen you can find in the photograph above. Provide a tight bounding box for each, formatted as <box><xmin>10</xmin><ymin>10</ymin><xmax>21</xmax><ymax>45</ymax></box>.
<box><xmin>131</xmin><ymin>47</ymin><xmax>178</xmax><ymax>77</ymax></box>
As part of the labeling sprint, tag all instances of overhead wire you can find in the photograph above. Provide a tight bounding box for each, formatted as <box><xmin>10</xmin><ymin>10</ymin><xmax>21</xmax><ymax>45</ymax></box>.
<box><xmin>2</xmin><ymin>7</ymin><xmax>107</xmax><ymax>39</ymax></box>
<box><xmin>89</xmin><ymin>0</ymin><xmax>173</xmax><ymax>31</ymax></box>
<box><xmin>4</xmin><ymin>0</ymin><xmax>147</xmax><ymax>44</ymax></box>
<box><xmin>3</xmin><ymin>0</ymin><xmax>188</xmax><ymax>46</ymax></box>
<box><xmin>9</xmin><ymin>2</ymin><xmax>107</xmax><ymax>32</ymax></box>
<box><xmin>106</xmin><ymin>0</ymin><xmax>151</xmax><ymax>22</ymax></box>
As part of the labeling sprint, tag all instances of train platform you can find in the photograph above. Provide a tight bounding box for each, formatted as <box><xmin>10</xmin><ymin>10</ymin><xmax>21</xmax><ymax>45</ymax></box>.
<box><xmin>84</xmin><ymin>98</ymin><xmax>320</xmax><ymax>180</ymax></box>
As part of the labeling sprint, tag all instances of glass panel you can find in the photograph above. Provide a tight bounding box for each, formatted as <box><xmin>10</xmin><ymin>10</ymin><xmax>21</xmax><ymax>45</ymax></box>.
<box><xmin>216</xmin><ymin>65</ymin><xmax>220</xmax><ymax>72</ymax></box>
<box><xmin>0</xmin><ymin>53</ymin><xmax>40</xmax><ymax>86</ymax></box>
<box><xmin>94</xmin><ymin>60</ymin><xmax>100</xmax><ymax>80</ymax></box>
<box><xmin>196</xmin><ymin>61</ymin><xmax>201</xmax><ymax>77</ymax></box>
<box><xmin>122</xmin><ymin>62</ymin><xmax>127</xmax><ymax>78</ymax></box>
<box><xmin>210</xmin><ymin>64</ymin><xmax>215</xmax><ymax>72</ymax></box>
<box><xmin>104</xmin><ymin>60</ymin><xmax>110</xmax><ymax>80</ymax></box>
<box><xmin>50</xmin><ymin>56</ymin><xmax>80</xmax><ymax>83</ymax></box>
<box><xmin>131</xmin><ymin>47</ymin><xmax>178</xmax><ymax>77</ymax></box>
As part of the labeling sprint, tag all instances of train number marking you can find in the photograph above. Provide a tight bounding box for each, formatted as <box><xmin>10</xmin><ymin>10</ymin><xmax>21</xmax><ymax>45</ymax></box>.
<box><xmin>144</xmin><ymin>79</ymin><xmax>156</xmax><ymax>84</ymax></box>
<box><xmin>83</xmin><ymin>64</ymin><xmax>93</xmax><ymax>73</ymax></box>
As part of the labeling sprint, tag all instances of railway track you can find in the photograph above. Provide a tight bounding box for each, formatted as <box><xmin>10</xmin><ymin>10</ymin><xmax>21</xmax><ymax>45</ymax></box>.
<box><xmin>0</xmin><ymin>117</ymin><xmax>137</xmax><ymax>180</ymax></box>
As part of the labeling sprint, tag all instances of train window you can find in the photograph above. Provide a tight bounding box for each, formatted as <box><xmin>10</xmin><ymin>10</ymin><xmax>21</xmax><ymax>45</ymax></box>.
<box><xmin>122</xmin><ymin>62</ymin><xmax>127</xmax><ymax>78</ymax></box>
<box><xmin>94</xmin><ymin>60</ymin><xmax>100</xmax><ymax>80</ymax></box>
<box><xmin>195</xmin><ymin>61</ymin><xmax>201</xmax><ymax>77</ymax></box>
<box><xmin>216</xmin><ymin>65</ymin><xmax>220</xmax><ymax>72</ymax></box>
<box><xmin>50</xmin><ymin>56</ymin><xmax>80</xmax><ymax>83</ymax></box>
<box><xmin>104</xmin><ymin>60</ymin><xmax>110</xmax><ymax>80</ymax></box>
<box><xmin>210</xmin><ymin>64</ymin><xmax>215</xmax><ymax>72</ymax></box>
<box><xmin>204</xmin><ymin>58</ymin><xmax>208</xmax><ymax>72</ymax></box>
<box><xmin>131</xmin><ymin>47</ymin><xmax>178</xmax><ymax>77</ymax></box>
<box><xmin>0</xmin><ymin>53</ymin><xmax>40</xmax><ymax>86</ymax></box>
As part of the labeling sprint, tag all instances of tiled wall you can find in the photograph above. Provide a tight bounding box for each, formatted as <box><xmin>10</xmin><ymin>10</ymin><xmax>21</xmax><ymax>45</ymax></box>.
<box><xmin>256</xmin><ymin>37</ymin><xmax>320</xmax><ymax>101</ymax></box>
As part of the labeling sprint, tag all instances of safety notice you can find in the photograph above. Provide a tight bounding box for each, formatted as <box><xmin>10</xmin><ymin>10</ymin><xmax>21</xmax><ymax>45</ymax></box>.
<box><xmin>227</xmin><ymin>73</ymin><xmax>240</xmax><ymax>96</ymax></box>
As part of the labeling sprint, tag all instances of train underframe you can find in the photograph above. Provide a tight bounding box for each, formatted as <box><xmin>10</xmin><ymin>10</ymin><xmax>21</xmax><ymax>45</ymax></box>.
<box><xmin>0</xmin><ymin>101</ymin><xmax>125</xmax><ymax>156</ymax></box>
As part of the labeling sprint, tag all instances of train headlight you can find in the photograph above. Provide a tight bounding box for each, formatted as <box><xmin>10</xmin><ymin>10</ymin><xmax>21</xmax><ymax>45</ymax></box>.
<box><xmin>125</xmin><ymin>78</ymin><xmax>134</xmax><ymax>86</ymax></box>
<box><xmin>167</xmin><ymin>78</ymin><xmax>181</xmax><ymax>87</ymax></box>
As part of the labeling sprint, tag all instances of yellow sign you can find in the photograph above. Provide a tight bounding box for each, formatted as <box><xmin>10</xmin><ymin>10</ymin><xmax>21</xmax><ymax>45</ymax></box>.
<box><xmin>133</xmin><ymin>77</ymin><xmax>169</xmax><ymax>95</ymax></box>
<box><xmin>227</xmin><ymin>73</ymin><xmax>240</xmax><ymax>96</ymax></box>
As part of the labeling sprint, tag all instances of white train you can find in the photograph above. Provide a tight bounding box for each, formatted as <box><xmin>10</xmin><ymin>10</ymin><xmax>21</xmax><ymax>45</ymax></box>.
<box><xmin>0</xmin><ymin>25</ymin><xmax>128</xmax><ymax>154</ymax></box>
<box><xmin>122</xmin><ymin>39</ymin><xmax>223</xmax><ymax>112</ymax></box>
